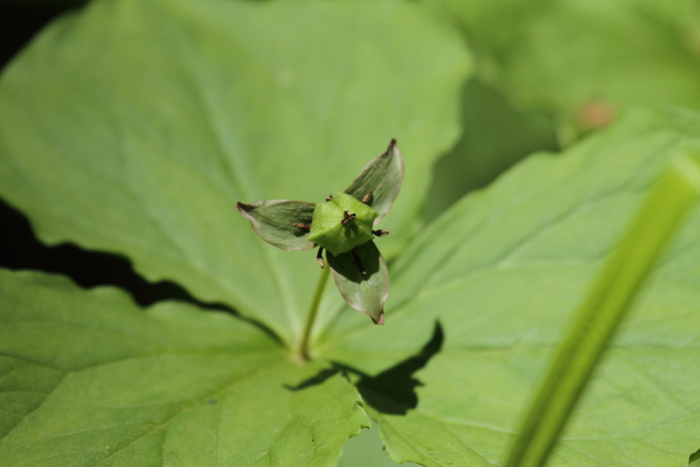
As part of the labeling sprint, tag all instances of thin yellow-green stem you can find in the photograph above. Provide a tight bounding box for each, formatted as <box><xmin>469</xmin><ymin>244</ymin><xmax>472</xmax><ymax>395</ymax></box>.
<box><xmin>504</xmin><ymin>154</ymin><xmax>700</xmax><ymax>467</ymax></box>
<box><xmin>299</xmin><ymin>264</ymin><xmax>331</xmax><ymax>360</ymax></box>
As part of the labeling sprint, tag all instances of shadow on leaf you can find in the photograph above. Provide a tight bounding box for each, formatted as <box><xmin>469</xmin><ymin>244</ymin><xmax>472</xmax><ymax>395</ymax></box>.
<box><xmin>690</xmin><ymin>448</ymin><xmax>700</xmax><ymax>465</ymax></box>
<box><xmin>287</xmin><ymin>321</ymin><xmax>443</xmax><ymax>415</ymax></box>
<box><xmin>0</xmin><ymin>198</ymin><xmax>284</xmax><ymax>346</ymax></box>
<box><xmin>327</xmin><ymin>241</ymin><xmax>381</xmax><ymax>284</ymax></box>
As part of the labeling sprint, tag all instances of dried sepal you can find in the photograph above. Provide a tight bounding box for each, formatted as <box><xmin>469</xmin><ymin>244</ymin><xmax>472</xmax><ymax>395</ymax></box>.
<box><xmin>326</xmin><ymin>241</ymin><xmax>388</xmax><ymax>325</ymax></box>
<box><xmin>344</xmin><ymin>139</ymin><xmax>404</xmax><ymax>223</ymax></box>
<box><xmin>237</xmin><ymin>200</ymin><xmax>316</xmax><ymax>251</ymax></box>
<box><xmin>316</xmin><ymin>247</ymin><xmax>325</xmax><ymax>268</ymax></box>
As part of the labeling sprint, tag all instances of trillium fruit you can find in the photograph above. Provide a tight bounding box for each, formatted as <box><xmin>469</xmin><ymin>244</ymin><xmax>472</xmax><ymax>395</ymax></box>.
<box><xmin>237</xmin><ymin>139</ymin><xmax>403</xmax><ymax>325</ymax></box>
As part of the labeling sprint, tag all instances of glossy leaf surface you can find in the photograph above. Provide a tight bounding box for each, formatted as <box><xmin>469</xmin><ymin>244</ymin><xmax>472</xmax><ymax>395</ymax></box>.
<box><xmin>320</xmin><ymin>108</ymin><xmax>700</xmax><ymax>466</ymax></box>
<box><xmin>0</xmin><ymin>270</ymin><xmax>369</xmax><ymax>467</ymax></box>
<box><xmin>0</xmin><ymin>0</ymin><xmax>470</xmax><ymax>347</ymax></box>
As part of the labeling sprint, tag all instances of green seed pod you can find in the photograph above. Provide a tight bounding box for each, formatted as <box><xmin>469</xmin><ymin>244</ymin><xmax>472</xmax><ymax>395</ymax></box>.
<box><xmin>238</xmin><ymin>139</ymin><xmax>403</xmax><ymax>325</ymax></box>
<box><xmin>307</xmin><ymin>192</ymin><xmax>378</xmax><ymax>256</ymax></box>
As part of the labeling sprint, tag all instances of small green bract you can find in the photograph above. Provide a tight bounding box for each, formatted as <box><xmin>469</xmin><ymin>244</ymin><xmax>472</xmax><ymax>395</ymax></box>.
<box><xmin>308</xmin><ymin>193</ymin><xmax>379</xmax><ymax>256</ymax></box>
<box><xmin>237</xmin><ymin>139</ymin><xmax>403</xmax><ymax>324</ymax></box>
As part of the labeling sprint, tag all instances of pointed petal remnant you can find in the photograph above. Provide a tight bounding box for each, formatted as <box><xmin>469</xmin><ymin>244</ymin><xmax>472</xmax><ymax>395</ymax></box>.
<box><xmin>326</xmin><ymin>241</ymin><xmax>388</xmax><ymax>325</ymax></box>
<box><xmin>317</xmin><ymin>247</ymin><xmax>325</xmax><ymax>268</ymax></box>
<box><xmin>237</xmin><ymin>200</ymin><xmax>316</xmax><ymax>251</ymax></box>
<box><xmin>344</xmin><ymin>139</ymin><xmax>404</xmax><ymax>223</ymax></box>
<box><xmin>371</xmin><ymin>314</ymin><xmax>385</xmax><ymax>325</ymax></box>
<box><xmin>341</xmin><ymin>211</ymin><xmax>356</xmax><ymax>225</ymax></box>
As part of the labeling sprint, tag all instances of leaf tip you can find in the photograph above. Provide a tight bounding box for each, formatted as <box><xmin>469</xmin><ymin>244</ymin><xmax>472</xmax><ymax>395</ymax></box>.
<box><xmin>236</xmin><ymin>201</ymin><xmax>254</xmax><ymax>216</ymax></box>
<box><xmin>371</xmin><ymin>311</ymin><xmax>385</xmax><ymax>325</ymax></box>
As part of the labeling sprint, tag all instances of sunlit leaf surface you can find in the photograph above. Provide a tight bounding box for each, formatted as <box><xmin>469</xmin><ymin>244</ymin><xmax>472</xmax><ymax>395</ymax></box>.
<box><xmin>0</xmin><ymin>0</ymin><xmax>470</xmax><ymax>347</ymax></box>
<box><xmin>321</xmin><ymin>108</ymin><xmax>700</xmax><ymax>466</ymax></box>
<box><xmin>0</xmin><ymin>270</ymin><xmax>369</xmax><ymax>467</ymax></box>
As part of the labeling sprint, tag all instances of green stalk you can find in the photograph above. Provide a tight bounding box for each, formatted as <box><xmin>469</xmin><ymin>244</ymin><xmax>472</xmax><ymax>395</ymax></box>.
<box><xmin>299</xmin><ymin>264</ymin><xmax>331</xmax><ymax>360</ymax></box>
<box><xmin>504</xmin><ymin>154</ymin><xmax>700</xmax><ymax>467</ymax></box>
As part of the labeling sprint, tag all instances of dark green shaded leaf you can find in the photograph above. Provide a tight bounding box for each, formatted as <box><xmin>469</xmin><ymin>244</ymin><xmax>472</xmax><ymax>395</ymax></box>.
<box><xmin>0</xmin><ymin>269</ymin><xmax>369</xmax><ymax>467</ymax></box>
<box><xmin>326</xmin><ymin>241</ymin><xmax>388</xmax><ymax>324</ymax></box>
<box><xmin>690</xmin><ymin>448</ymin><xmax>700</xmax><ymax>465</ymax></box>
<box><xmin>424</xmin><ymin>79</ymin><xmax>559</xmax><ymax>222</ymax></box>
<box><xmin>345</xmin><ymin>139</ymin><xmax>404</xmax><ymax>223</ymax></box>
<box><xmin>237</xmin><ymin>200</ymin><xmax>316</xmax><ymax>251</ymax></box>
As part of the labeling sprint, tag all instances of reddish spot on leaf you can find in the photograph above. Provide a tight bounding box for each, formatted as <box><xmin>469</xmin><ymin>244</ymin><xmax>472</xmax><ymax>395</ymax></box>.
<box><xmin>577</xmin><ymin>100</ymin><xmax>617</xmax><ymax>130</ymax></box>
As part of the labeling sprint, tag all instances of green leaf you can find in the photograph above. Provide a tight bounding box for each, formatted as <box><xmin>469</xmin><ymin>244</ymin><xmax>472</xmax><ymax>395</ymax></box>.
<box><xmin>319</xmin><ymin>107</ymin><xmax>700</xmax><ymax>465</ymax></box>
<box><xmin>505</xmin><ymin>154</ymin><xmax>700</xmax><ymax>467</ymax></box>
<box><xmin>439</xmin><ymin>0</ymin><xmax>700</xmax><ymax>137</ymax></box>
<box><xmin>0</xmin><ymin>0</ymin><xmax>471</xmax><ymax>347</ymax></box>
<box><xmin>344</xmin><ymin>139</ymin><xmax>404</xmax><ymax>222</ymax></box>
<box><xmin>338</xmin><ymin>424</ymin><xmax>420</xmax><ymax>467</ymax></box>
<box><xmin>0</xmin><ymin>269</ymin><xmax>369</xmax><ymax>467</ymax></box>
<box><xmin>326</xmin><ymin>241</ymin><xmax>389</xmax><ymax>325</ymax></box>
<box><xmin>237</xmin><ymin>200</ymin><xmax>316</xmax><ymax>251</ymax></box>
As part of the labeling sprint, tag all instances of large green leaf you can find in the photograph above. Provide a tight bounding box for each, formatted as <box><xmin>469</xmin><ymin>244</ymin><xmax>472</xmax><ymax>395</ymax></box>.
<box><xmin>0</xmin><ymin>269</ymin><xmax>369</xmax><ymax>467</ymax></box>
<box><xmin>439</xmin><ymin>0</ymin><xmax>700</xmax><ymax>138</ymax></box>
<box><xmin>320</xmin><ymin>108</ymin><xmax>700</xmax><ymax>465</ymax></box>
<box><xmin>0</xmin><ymin>0</ymin><xmax>470</xmax><ymax>347</ymax></box>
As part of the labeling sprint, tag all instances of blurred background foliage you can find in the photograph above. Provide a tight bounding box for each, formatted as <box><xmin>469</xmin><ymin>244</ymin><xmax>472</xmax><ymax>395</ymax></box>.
<box><xmin>5</xmin><ymin>0</ymin><xmax>700</xmax><ymax>227</ymax></box>
<box><xmin>2</xmin><ymin>0</ymin><xmax>700</xmax><ymax>465</ymax></box>
<box><xmin>437</xmin><ymin>0</ymin><xmax>700</xmax><ymax>141</ymax></box>
<box><xmin>425</xmin><ymin>0</ymin><xmax>700</xmax><ymax>219</ymax></box>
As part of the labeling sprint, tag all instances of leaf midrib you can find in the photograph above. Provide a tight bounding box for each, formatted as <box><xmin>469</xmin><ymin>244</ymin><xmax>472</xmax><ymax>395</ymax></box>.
<box><xmin>175</xmin><ymin>31</ymin><xmax>302</xmax><ymax>344</ymax></box>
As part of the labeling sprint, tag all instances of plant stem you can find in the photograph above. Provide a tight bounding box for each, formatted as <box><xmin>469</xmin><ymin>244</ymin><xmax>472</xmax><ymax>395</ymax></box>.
<box><xmin>299</xmin><ymin>264</ymin><xmax>331</xmax><ymax>360</ymax></box>
<box><xmin>504</xmin><ymin>154</ymin><xmax>700</xmax><ymax>467</ymax></box>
